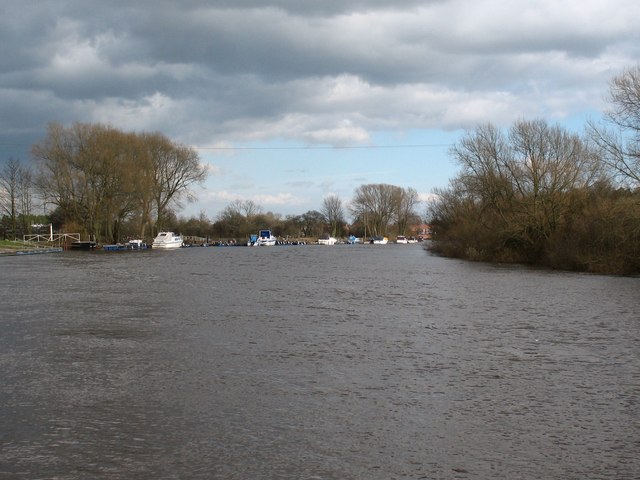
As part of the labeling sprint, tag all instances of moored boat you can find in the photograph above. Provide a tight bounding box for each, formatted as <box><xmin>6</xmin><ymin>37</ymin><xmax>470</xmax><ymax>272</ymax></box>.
<box><xmin>70</xmin><ymin>240</ymin><xmax>97</xmax><ymax>250</ymax></box>
<box><xmin>256</xmin><ymin>230</ymin><xmax>277</xmax><ymax>246</ymax></box>
<box><xmin>128</xmin><ymin>239</ymin><xmax>148</xmax><ymax>249</ymax></box>
<box><xmin>369</xmin><ymin>236</ymin><xmax>389</xmax><ymax>245</ymax></box>
<box><xmin>152</xmin><ymin>232</ymin><xmax>183</xmax><ymax>249</ymax></box>
<box><xmin>103</xmin><ymin>243</ymin><xmax>127</xmax><ymax>251</ymax></box>
<box><xmin>317</xmin><ymin>235</ymin><xmax>337</xmax><ymax>245</ymax></box>
<box><xmin>247</xmin><ymin>234</ymin><xmax>259</xmax><ymax>246</ymax></box>
<box><xmin>396</xmin><ymin>235</ymin><xmax>408</xmax><ymax>244</ymax></box>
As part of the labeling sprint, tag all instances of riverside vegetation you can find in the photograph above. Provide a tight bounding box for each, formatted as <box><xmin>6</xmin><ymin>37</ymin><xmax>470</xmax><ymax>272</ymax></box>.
<box><xmin>2</xmin><ymin>66</ymin><xmax>639</xmax><ymax>274</ymax></box>
<box><xmin>428</xmin><ymin>66</ymin><xmax>640</xmax><ymax>275</ymax></box>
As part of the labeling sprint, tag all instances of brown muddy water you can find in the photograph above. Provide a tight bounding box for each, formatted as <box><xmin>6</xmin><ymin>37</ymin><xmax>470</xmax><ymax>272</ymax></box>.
<box><xmin>0</xmin><ymin>244</ymin><xmax>638</xmax><ymax>479</ymax></box>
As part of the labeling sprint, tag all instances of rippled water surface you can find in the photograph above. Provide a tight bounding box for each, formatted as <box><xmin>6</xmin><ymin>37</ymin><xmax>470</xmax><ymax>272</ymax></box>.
<box><xmin>1</xmin><ymin>244</ymin><xmax>639</xmax><ymax>479</ymax></box>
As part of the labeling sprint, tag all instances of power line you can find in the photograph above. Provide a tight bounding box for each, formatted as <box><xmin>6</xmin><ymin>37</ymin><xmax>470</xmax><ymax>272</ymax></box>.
<box><xmin>1</xmin><ymin>141</ymin><xmax>453</xmax><ymax>150</ymax></box>
<box><xmin>193</xmin><ymin>143</ymin><xmax>453</xmax><ymax>151</ymax></box>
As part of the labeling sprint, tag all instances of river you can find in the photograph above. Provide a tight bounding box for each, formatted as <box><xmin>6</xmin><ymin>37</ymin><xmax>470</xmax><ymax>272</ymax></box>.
<box><xmin>1</xmin><ymin>244</ymin><xmax>638</xmax><ymax>479</ymax></box>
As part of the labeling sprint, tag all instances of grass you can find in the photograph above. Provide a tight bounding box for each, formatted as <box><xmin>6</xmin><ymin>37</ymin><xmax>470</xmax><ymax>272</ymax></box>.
<box><xmin>0</xmin><ymin>239</ymin><xmax>36</xmax><ymax>251</ymax></box>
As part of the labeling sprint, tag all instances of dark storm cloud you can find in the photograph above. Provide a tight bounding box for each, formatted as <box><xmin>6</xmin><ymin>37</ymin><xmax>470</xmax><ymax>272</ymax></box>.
<box><xmin>1</xmin><ymin>0</ymin><xmax>639</xmax><ymax>161</ymax></box>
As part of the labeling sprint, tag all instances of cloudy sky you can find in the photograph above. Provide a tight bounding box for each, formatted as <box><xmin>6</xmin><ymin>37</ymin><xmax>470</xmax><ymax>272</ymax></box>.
<box><xmin>2</xmin><ymin>0</ymin><xmax>639</xmax><ymax>218</ymax></box>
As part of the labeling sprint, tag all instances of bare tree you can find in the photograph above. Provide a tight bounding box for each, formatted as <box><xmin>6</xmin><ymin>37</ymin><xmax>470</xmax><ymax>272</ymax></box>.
<box><xmin>350</xmin><ymin>184</ymin><xmax>401</xmax><ymax>237</ymax></box>
<box><xmin>0</xmin><ymin>158</ymin><xmax>22</xmax><ymax>237</ymax></box>
<box><xmin>320</xmin><ymin>194</ymin><xmax>345</xmax><ymax>237</ymax></box>
<box><xmin>394</xmin><ymin>187</ymin><xmax>420</xmax><ymax>236</ymax></box>
<box><xmin>32</xmin><ymin>123</ymin><xmax>208</xmax><ymax>242</ymax></box>
<box><xmin>18</xmin><ymin>166</ymin><xmax>34</xmax><ymax>234</ymax></box>
<box><xmin>434</xmin><ymin>119</ymin><xmax>601</xmax><ymax>262</ymax></box>
<box><xmin>216</xmin><ymin>200</ymin><xmax>263</xmax><ymax>238</ymax></box>
<box><xmin>143</xmin><ymin>132</ymin><xmax>208</xmax><ymax>233</ymax></box>
<box><xmin>32</xmin><ymin>123</ymin><xmax>140</xmax><ymax>241</ymax></box>
<box><xmin>588</xmin><ymin>65</ymin><xmax>640</xmax><ymax>187</ymax></box>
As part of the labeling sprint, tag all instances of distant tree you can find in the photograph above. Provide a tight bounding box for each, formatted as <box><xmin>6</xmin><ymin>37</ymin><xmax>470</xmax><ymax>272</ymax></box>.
<box><xmin>588</xmin><ymin>65</ymin><xmax>640</xmax><ymax>187</ymax></box>
<box><xmin>32</xmin><ymin>123</ymin><xmax>140</xmax><ymax>242</ymax></box>
<box><xmin>32</xmin><ymin>123</ymin><xmax>208</xmax><ymax>242</ymax></box>
<box><xmin>177</xmin><ymin>211</ymin><xmax>213</xmax><ymax>238</ymax></box>
<box><xmin>256</xmin><ymin>211</ymin><xmax>283</xmax><ymax>236</ymax></box>
<box><xmin>0</xmin><ymin>158</ymin><xmax>22</xmax><ymax>236</ymax></box>
<box><xmin>299</xmin><ymin>210</ymin><xmax>325</xmax><ymax>237</ymax></box>
<box><xmin>393</xmin><ymin>187</ymin><xmax>420</xmax><ymax>236</ymax></box>
<box><xmin>430</xmin><ymin>119</ymin><xmax>602</xmax><ymax>263</ymax></box>
<box><xmin>280</xmin><ymin>214</ymin><xmax>305</xmax><ymax>238</ymax></box>
<box><xmin>350</xmin><ymin>183</ymin><xmax>401</xmax><ymax>237</ymax></box>
<box><xmin>18</xmin><ymin>166</ymin><xmax>34</xmax><ymax>234</ymax></box>
<box><xmin>320</xmin><ymin>194</ymin><xmax>345</xmax><ymax>237</ymax></box>
<box><xmin>217</xmin><ymin>201</ymin><xmax>247</xmax><ymax>239</ymax></box>
<box><xmin>238</xmin><ymin>199</ymin><xmax>261</xmax><ymax>219</ymax></box>
<box><xmin>142</xmin><ymin>132</ymin><xmax>208</xmax><ymax>234</ymax></box>
<box><xmin>0</xmin><ymin>158</ymin><xmax>35</xmax><ymax>238</ymax></box>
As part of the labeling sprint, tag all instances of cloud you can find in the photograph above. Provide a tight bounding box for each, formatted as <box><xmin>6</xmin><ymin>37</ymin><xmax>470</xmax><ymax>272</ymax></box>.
<box><xmin>1</xmin><ymin>0</ymin><xmax>639</xmax><ymax>162</ymax></box>
<box><xmin>418</xmin><ymin>192</ymin><xmax>440</xmax><ymax>204</ymax></box>
<box><xmin>253</xmin><ymin>192</ymin><xmax>302</xmax><ymax>206</ymax></box>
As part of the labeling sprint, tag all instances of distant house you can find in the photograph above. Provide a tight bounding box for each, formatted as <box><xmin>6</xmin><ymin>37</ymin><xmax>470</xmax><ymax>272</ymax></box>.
<box><xmin>412</xmin><ymin>224</ymin><xmax>432</xmax><ymax>240</ymax></box>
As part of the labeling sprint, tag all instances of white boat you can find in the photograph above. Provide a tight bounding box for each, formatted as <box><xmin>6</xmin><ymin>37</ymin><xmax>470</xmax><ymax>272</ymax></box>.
<box><xmin>317</xmin><ymin>235</ymin><xmax>337</xmax><ymax>245</ymax></box>
<box><xmin>128</xmin><ymin>239</ymin><xmax>148</xmax><ymax>250</ymax></box>
<box><xmin>152</xmin><ymin>231</ymin><xmax>183</xmax><ymax>249</ymax></box>
<box><xmin>369</xmin><ymin>236</ymin><xmax>389</xmax><ymax>245</ymax></box>
<box><xmin>396</xmin><ymin>235</ymin><xmax>408</xmax><ymax>244</ymax></box>
<box><xmin>247</xmin><ymin>234</ymin><xmax>259</xmax><ymax>246</ymax></box>
<box><xmin>257</xmin><ymin>229</ymin><xmax>277</xmax><ymax>246</ymax></box>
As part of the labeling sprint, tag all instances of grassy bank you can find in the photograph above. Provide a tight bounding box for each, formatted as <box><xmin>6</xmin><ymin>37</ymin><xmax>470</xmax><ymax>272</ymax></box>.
<box><xmin>0</xmin><ymin>239</ymin><xmax>54</xmax><ymax>255</ymax></box>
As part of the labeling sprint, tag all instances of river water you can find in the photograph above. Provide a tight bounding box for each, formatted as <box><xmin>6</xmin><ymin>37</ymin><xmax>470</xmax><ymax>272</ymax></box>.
<box><xmin>0</xmin><ymin>244</ymin><xmax>638</xmax><ymax>479</ymax></box>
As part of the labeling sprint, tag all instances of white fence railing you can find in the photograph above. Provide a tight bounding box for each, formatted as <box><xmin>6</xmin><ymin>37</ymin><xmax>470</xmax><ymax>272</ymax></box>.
<box><xmin>23</xmin><ymin>233</ymin><xmax>80</xmax><ymax>243</ymax></box>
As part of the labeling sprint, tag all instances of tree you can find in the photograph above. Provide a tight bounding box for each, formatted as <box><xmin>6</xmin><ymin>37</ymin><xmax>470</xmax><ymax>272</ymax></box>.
<box><xmin>142</xmin><ymin>132</ymin><xmax>208</xmax><ymax>234</ymax></box>
<box><xmin>299</xmin><ymin>210</ymin><xmax>325</xmax><ymax>237</ymax></box>
<box><xmin>507</xmin><ymin>119</ymin><xmax>600</xmax><ymax>255</ymax></box>
<box><xmin>32</xmin><ymin>123</ymin><xmax>140</xmax><ymax>242</ymax></box>
<box><xmin>431</xmin><ymin>119</ymin><xmax>601</xmax><ymax>263</ymax></box>
<box><xmin>0</xmin><ymin>158</ymin><xmax>22</xmax><ymax>236</ymax></box>
<box><xmin>350</xmin><ymin>184</ymin><xmax>402</xmax><ymax>237</ymax></box>
<box><xmin>1</xmin><ymin>158</ymin><xmax>35</xmax><ymax>238</ymax></box>
<box><xmin>320</xmin><ymin>194</ymin><xmax>345</xmax><ymax>237</ymax></box>
<box><xmin>394</xmin><ymin>187</ymin><xmax>420</xmax><ymax>236</ymax></box>
<box><xmin>588</xmin><ymin>65</ymin><xmax>640</xmax><ymax>187</ymax></box>
<box><xmin>32</xmin><ymin>122</ymin><xmax>208</xmax><ymax>242</ymax></box>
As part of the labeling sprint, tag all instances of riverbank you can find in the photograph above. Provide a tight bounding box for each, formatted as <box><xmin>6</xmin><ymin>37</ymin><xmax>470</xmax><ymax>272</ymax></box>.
<box><xmin>0</xmin><ymin>240</ymin><xmax>63</xmax><ymax>256</ymax></box>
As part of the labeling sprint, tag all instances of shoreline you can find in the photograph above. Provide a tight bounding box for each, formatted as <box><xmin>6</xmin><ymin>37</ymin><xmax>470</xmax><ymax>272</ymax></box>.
<box><xmin>0</xmin><ymin>246</ymin><xmax>64</xmax><ymax>256</ymax></box>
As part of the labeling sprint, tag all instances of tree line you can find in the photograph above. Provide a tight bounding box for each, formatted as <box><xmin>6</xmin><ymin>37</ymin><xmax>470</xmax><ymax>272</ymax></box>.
<box><xmin>1</xmin><ymin>122</ymin><xmax>208</xmax><ymax>243</ymax></box>
<box><xmin>428</xmin><ymin>65</ymin><xmax>640</xmax><ymax>275</ymax></box>
<box><xmin>204</xmin><ymin>186</ymin><xmax>422</xmax><ymax>242</ymax></box>
<box><xmin>1</xmin><ymin>124</ymin><xmax>423</xmax><ymax>242</ymax></box>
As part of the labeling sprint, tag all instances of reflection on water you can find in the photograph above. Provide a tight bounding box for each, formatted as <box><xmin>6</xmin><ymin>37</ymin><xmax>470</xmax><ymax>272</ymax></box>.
<box><xmin>1</xmin><ymin>245</ymin><xmax>639</xmax><ymax>479</ymax></box>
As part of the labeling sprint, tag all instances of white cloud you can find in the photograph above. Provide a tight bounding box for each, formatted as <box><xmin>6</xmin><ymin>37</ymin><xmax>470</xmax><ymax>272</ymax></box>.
<box><xmin>418</xmin><ymin>192</ymin><xmax>440</xmax><ymax>204</ymax></box>
<box><xmin>3</xmin><ymin>0</ymin><xmax>640</xmax><ymax>216</ymax></box>
<box><xmin>253</xmin><ymin>192</ymin><xmax>302</xmax><ymax>206</ymax></box>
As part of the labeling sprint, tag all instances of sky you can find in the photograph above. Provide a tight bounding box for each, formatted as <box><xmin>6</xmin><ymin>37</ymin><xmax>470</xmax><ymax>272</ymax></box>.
<box><xmin>1</xmin><ymin>0</ymin><xmax>639</xmax><ymax>219</ymax></box>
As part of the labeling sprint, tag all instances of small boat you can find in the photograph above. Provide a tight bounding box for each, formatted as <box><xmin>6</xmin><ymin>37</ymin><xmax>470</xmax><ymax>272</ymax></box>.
<box><xmin>346</xmin><ymin>235</ymin><xmax>359</xmax><ymax>244</ymax></box>
<box><xmin>247</xmin><ymin>234</ymin><xmax>259</xmax><ymax>246</ymax></box>
<box><xmin>152</xmin><ymin>232</ymin><xmax>183</xmax><ymax>249</ymax></box>
<box><xmin>103</xmin><ymin>243</ymin><xmax>127</xmax><ymax>251</ymax></box>
<box><xmin>396</xmin><ymin>235</ymin><xmax>408</xmax><ymax>244</ymax></box>
<box><xmin>102</xmin><ymin>239</ymin><xmax>148</xmax><ymax>251</ymax></box>
<box><xmin>70</xmin><ymin>240</ymin><xmax>97</xmax><ymax>250</ymax></box>
<box><xmin>256</xmin><ymin>230</ymin><xmax>277</xmax><ymax>246</ymax></box>
<box><xmin>369</xmin><ymin>236</ymin><xmax>388</xmax><ymax>245</ymax></box>
<box><xmin>317</xmin><ymin>235</ymin><xmax>337</xmax><ymax>245</ymax></box>
<box><xmin>127</xmin><ymin>239</ymin><xmax>148</xmax><ymax>250</ymax></box>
